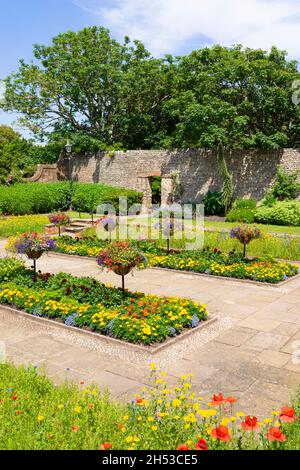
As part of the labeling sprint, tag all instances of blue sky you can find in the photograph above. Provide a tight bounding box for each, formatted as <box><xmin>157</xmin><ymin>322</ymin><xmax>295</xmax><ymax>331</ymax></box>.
<box><xmin>1</xmin><ymin>0</ymin><xmax>300</xmax><ymax>135</ymax></box>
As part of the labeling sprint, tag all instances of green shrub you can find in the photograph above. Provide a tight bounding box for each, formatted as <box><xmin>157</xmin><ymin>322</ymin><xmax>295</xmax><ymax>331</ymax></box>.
<box><xmin>204</xmin><ymin>191</ymin><xmax>225</xmax><ymax>216</ymax></box>
<box><xmin>255</xmin><ymin>201</ymin><xmax>300</xmax><ymax>226</ymax></box>
<box><xmin>0</xmin><ymin>182</ymin><xmax>142</xmax><ymax>215</ymax></box>
<box><xmin>0</xmin><ymin>257</ymin><xmax>25</xmax><ymax>282</ymax></box>
<box><xmin>72</xmin><ymin>184</ymin><xmax>142</xmax><ymax>214</ymax></box>
<box><xmin>262</xmin><ymin>191</ymin><xmax>277</xmax><ymax>207</ymax></box>
<box><xmin>234</xmin><ymin>198</ymin><xmax>256</xmax><ymax>210</ymax></box>
<box><xmin>271</xmin><ymin>166</ymin><xmax>300</xmax><ymax>201</ymax></box>
<box><xmin>226</xmin><ymin>208</ymin><xmax>255</xmax><ymax>224</ymax></box>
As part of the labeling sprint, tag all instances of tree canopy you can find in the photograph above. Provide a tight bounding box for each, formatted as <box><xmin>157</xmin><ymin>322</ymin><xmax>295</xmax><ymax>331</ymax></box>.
<box><xmin>2</xmin><ymin>26</ymin><xmax>300</xmax><ymax>150</ymax></box>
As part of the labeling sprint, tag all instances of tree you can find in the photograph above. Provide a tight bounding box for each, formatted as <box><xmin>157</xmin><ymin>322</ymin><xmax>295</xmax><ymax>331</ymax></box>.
<box><xmin>0</xmin><ymin>125</ymin><xmax>60</xmax><ymax>183</ymax></box>
<box><xmin>0</xmin><ymin>125</ymin><xmax>21</xmax><ymax>143</ymax></box>
<box><xmin>2</xmin><ymin>31</ymin><xmax>300</xmax><ymax>150</ymax></box>
<box><xmin>164</xmin><ymin>45</ymin><xmax>300</xmax><ymax>149</ymax></box>
<box><xmin>1</xmin><ymin>27</ymin><xmax>172</xmax><ymax>149</ymax></box>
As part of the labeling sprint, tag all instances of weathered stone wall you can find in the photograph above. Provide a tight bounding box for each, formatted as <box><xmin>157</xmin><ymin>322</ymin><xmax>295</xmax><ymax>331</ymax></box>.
<box><xmin>55</xmin><ymin>148</ymin><xmax>300</xmax><ymax>203</ymax></box>
<box><xmin>28</xmin><ymin>164</ymin><xmax>62</xmax><ymax>183</ymax></box>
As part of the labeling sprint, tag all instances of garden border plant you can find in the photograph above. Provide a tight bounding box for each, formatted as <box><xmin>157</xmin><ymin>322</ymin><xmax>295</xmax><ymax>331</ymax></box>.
<box><xmin>53</xmin><ymin>235</ymin><xmax>299</xmax><ymax>285</ymax></box>
<box><xmin>0</xmin><ymin>258</ymin><xmax>208</xmax><ymax>347</ymax></box>
<box><xmin>0</xmin><ymin>362</ymin><xmax>299</xmax><ymax>450</ymax></box>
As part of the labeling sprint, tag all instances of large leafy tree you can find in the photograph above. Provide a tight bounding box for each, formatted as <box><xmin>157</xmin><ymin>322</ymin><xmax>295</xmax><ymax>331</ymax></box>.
<box><xmin>1</xmin><ymin>27</ymin><xmax>172</xmax><ymax>149</ymax></box>
<box><xmin>2</xmin><ymin>29</ymin><xmax>300</xmax><ymax>150</ymax></box>
<box><xmin>165</xmin><ymin>45</ymin><xmax>300</xmax><ymax>149</ymax></box>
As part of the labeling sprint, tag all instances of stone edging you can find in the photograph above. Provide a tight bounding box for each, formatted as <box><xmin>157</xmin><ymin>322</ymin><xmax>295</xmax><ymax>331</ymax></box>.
<box><xmin>0</xmin><ymin>304</ymin><xmax>218</xmax><ymax>356</ymax></box>
<box><xmin>49</xmin><ymin>251</ymin><xmax>300</xmax><ymax>288</ymax></box>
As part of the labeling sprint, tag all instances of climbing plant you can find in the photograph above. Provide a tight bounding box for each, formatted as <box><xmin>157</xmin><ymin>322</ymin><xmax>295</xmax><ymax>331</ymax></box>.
<box><xmin>218</xmin><ymin>142</ymin><xmax>233</xmax><ymax>215</ymax></box>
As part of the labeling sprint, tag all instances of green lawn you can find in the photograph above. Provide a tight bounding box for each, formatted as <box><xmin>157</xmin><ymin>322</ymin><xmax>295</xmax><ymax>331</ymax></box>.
<box><xmin>126</xmin><ymin>216</ymin><xmax>300</xmax><ymax>237</ymax></box>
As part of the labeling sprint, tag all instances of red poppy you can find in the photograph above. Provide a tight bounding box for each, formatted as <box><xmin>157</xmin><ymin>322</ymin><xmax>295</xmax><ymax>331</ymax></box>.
<box><xmin>211</xmin><ymin>393</ymin><xmax>226</xmax><ymax>406</ymax></box>
<box><xmin>211</xmin><ymin>425</ymin><xmax>231</xmax><ymax>442</ymax></box>
<box><xmin>11</xmin><ymin>395</ymin><xmax>18</xmax><ymax>401</ymax></box>
<box><xmin>195</xmin><ymin>439</ymin><xmax>208</xmax><ymax>450</ymax></box>
<box><xmin>136</xmin><ymin>398</ymin><xmax>144</xmax><ymax>404</ymax></box>
<box><xmin>177</xmin><ymin>444</ymin><xmax>191</xmax><ymax>450</ymax></box>
<box><xmin>87</xmin><ymin>403</ymin><xmax>94</xmax><ymax>409</ymax></box>
<box><xmin>267</xmin><ymin>427</ymin><xmax>286</xmax><ymax>442</ymax></box>
<box><xmin>242</xmin><ymin>416</ymin><xmax>259</xmax><ymax>431</ymax></box>
<box><xmin>15</xmin><ymin>410</ymin><xmax>22</xmax><ymax>415</ymax></box>
<box><xmin>79</xmin><ymin>381</ymin><xmax>85</xmax><ymax>385</ymax></box>
<box><xmin>71</xmin><ymin>425</ymin><xmax>80</xmax><ymax>433</ymax></box>
<box><xmin>100</xmin><ymin>442</ymin><xmax>112</xmax><ymax>450</ymax></box>
<box><xmin>226</xmin><ymin>396</ymin><xmax>237</xmax><ymax>405</ymax></box>
<box><xmin>280</xmin><ymin>407</ymin><xmax>297</xmax><ymax>423</ymax></box>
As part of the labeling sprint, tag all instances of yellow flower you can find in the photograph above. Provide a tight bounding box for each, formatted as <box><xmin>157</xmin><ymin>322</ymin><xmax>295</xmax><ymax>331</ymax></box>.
<box><xmin>37</xmin><ymin>415</ymin><xmax>44</xmax><ymax>421</ymax></box>
<box><xmin>172</xmin><ymin>399</ymin><xmax>182</xmax><ymax>408</ymax></box>
<box><xmin>264</xmin><ymin>418</ymin><xmax>272</xmax><ymax>424</ymax></box>
<box><xmin>221</xmin><ymin>418</ymin><xmax>230</xmax><ymax>426</ymax></box>
<box><xmin>57</xmin><ymin>404</ymin><xmax>64</xmax><ymax>410</ymax></box>
<box><xmin>74</xmin><ymin>406</ymin><xmax>82</xmax><ymax>413</ymax></box>
<box><xmin>123</xmin><ymin>415</ymin><xmax>129</xmax><ymax>421</ymax></box>
<box><xmin>148</xmin><ymin>416</ymin><xmax>154</xmax><ymax>422</ymax></box>
<box><xmin>150</xmin><ymin>362</ymin><xmax>156</xmax><ymax>371</ymax></box>
<box><xmin>152</xmin><ymin>426</ymin><xmax>158</xmax><ymax>432</ymax></box>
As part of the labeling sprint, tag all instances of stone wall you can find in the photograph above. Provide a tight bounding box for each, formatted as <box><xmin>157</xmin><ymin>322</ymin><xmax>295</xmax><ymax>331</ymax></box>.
<box><xmin>28</xmin><ymin>163</ymin><xmax>63</xmax><ymax>183</ymax></box>
<box><xmin>54</xmin><ymin>148</ymin><xmax>300</xmax><ymax>206</ymax></box>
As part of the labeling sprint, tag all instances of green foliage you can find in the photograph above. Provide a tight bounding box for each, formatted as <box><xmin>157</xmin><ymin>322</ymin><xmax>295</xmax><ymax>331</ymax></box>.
<box><xmin>234</xmin><ymin>198</ymin><xmax>257</xmax><ymax>210</ymax></box>
<box><xmin>226</xmin><ymin>208</ymin><xmax>255</xmax><ymax>224</ymax></box>
<box><xmin>255</xmin><ymin>201</ymin><xmax>300</xmax><ymax>226</ymax></box>
<box><xmin>0</xmin><ymin>182</ymin><xmax>142</xmax><ymax>215</ymax></box>
<box><xmin>271</xmin><ymin>166</ymin><xmax>300</xmax><ymax>201</ymax></box>
<box><xmin>2</xmin><ymin>27</ymin><xmax>172</xmax><ymax>149</ymax></box>
<box><xmin>262</xmin><ymin>192</ymin><xmax>278</xmax><ymax>207</ymax></box>
<box><xmin>151</xmin><ymin>177</ymin><xmax>161</xmax><ymax>205</ymax></box>
<box><xmin>0</xmin><ymin>363</ymin><xmax>299</xmax><ymax>450</ymax></box>
<box><xmin>0</xmin><ymin>257</ymin><xmax>25</xmax><ymax>282</ymax></box>
<box><xmin>2</xmin><ymin>29</ymin><xmax>300</xmax><ymax>150</ymax></box>
<box><xmin>0</xmin><ymin>125</ymin><xmax>62</xmax><ymax>183</ymax></box>
<box><xmin>218</xmin><ymin>143</ymin><xmax>233</xmax><ymax>214</ymax></box>
<box><xmin>72</xmin><ymin>184</ymin><xmax>142</xmax><ymax>214</ymax></box>
<box><xmin>203</xmin><ymin>191</ymin><xmax>225</xmax><ymax>216</ymax></box>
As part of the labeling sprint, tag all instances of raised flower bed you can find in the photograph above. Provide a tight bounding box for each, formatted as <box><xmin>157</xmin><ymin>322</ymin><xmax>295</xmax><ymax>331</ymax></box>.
<box><xmin>0</xmin><ymin>258</ymin><xmax>208</xmax><ymax>346</ymax></box>
<box><xmin>54</xmin><ymin>236</ymin><xmax>299</xmax><ymax>284</ymax></box>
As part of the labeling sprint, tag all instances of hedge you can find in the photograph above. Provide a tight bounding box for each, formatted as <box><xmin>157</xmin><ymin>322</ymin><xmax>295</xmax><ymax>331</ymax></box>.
<box><xmin>0</xmin><ymin>182</ymin><xmax>142</xmax><ymax>215</ymax></box>
<box><xmin>255</xmin><ymin>201</ymin><xmax>300</xmax><ymax>226</ymax></box>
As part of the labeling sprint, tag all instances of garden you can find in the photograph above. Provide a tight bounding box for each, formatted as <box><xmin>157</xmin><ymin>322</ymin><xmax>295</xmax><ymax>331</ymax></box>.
<box><xmin>0</xmin><ymin>254</ymin><xmax>208</xmax><ymax>346</ymax></box>
<box><xmin>53</xmin><ymin>229</ymin><xmax>299</xmax><ymax>284</ymax></box>
<box><xmin>0</xmin><ymin>362</ymin><xmax>299</xmax><ymax>450</ymax></box>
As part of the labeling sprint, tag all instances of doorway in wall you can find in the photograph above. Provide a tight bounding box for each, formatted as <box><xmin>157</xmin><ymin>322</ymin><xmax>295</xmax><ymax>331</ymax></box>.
<box><xmin>151</xmin><ymin>176</ymin><xmax>162</xmax><ymax>205</ymax></box>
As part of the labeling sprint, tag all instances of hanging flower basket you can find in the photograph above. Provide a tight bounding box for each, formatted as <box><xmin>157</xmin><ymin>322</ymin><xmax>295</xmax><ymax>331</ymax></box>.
<box><xmin>6</xmin><ymin>232</ymin><xmax>56</xmax><ymax>280</ymax></box>
<box><xmin>97</xmin><ymin>241</ymin><xmax>146</xmax><ymax>294</ymax></box>
<box><xmin>113</xmin><ymin>264</ymin><xmax>134</xmax><ymax>276</ymax></box>
<box><xmin>25</xmin><ymin>250</ymin><xmax>44</xmax><ymax>260</ymax></box>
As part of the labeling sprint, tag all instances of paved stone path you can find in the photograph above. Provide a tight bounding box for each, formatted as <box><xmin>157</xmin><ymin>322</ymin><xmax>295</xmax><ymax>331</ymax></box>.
<box><xmin>1</xmin><ymin>239</ymin><xmax>300</xmax><ymax>416</ymax></box>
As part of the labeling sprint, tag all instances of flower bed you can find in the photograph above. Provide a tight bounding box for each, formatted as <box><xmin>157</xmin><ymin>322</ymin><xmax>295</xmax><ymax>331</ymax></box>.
<box><xmin>146</xmin><ymin>254</ymin><xmax>298</xmax><ymax>284</ymax></box>
<box><xmin>0</xmin><ymin>363</ymin><xmax>299</xmax><ymax>450</ymax></box>
<box><xmin>0</xmin><ymin>259</ymin><xmax>207</xmax><ymax>345</ymax></box>
<box><xmin>55</xmin><ymin>237</ymin><xmax>299</xmax><ymax>284</ymax></box>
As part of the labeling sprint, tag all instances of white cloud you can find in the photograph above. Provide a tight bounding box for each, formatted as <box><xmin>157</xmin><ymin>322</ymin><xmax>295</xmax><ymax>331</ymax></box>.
<box><xmin>74</xmin><ymin>0</ymin><xmax>300</xmax><ymax>58</ymax></box>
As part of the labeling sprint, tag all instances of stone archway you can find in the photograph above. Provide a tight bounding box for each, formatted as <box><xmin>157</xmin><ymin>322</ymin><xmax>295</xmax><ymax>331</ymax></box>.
<box><xmin>138</xmin><ymin>173</ymin><xmax>173</xmax><ymax>213</ymax></box>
